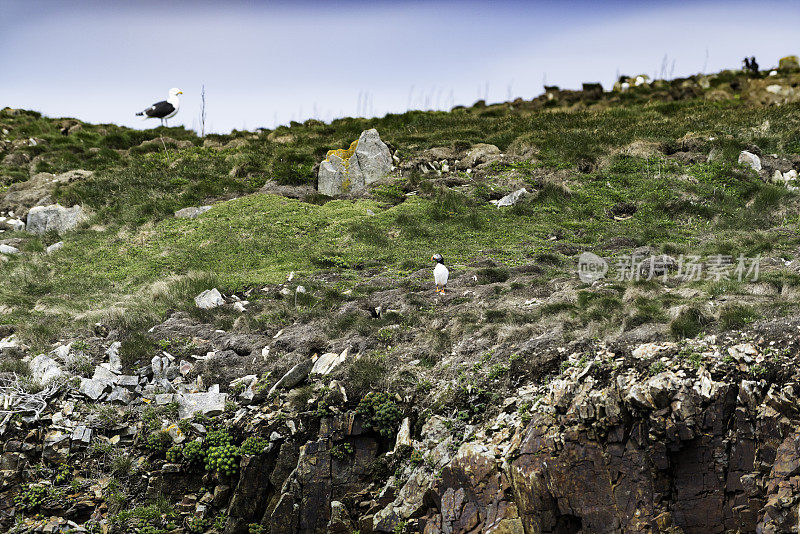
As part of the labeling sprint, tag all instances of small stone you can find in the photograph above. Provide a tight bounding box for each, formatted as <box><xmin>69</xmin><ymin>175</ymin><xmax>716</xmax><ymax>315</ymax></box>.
<box><xmin>495</xmin><ymin>188</ymin><xmax>528</xmax><ymax>207</ymax></box>
<box><xmin>310</xmin><ymin>349</ymin><xmax>349</xmax><ymax>376</ymax></box>
<box><xmin>195</xmin><ymin>288</ymin><xmax>225</xmax><ymax>309</ymax></box>
<box><xmin>155</xmin><ymin>393</ymin><xmax>175</xmax><ymax>405</ymax></box>
<box><xmin>92</xmin><ymin>365</ymin><xmax>118</xmax><ymax>383</ymax></box>
<box><xmin>0</xmin><ymin>244</ymin><xmax>20</xmax><ymax>255</ymax></box>
<box><xmin>116</xmin><ymin>375</ymin><xmax>139</xmax><ymax>389</ymax></box>
<box><xmin>46</xmin><ymin>241</ymin><xmax>64</xmax><ymax>254</ymax></box>
<box><xmin>179</xmin><ymin>360</ymin><xmax>194</xmax><ymax>376</ymax></box>
<box><xmin>268</xmin><ymin>359</ymin><xmax>314</xmax><ymax>396</ymax></box>
<box><xmin>738</xmin><ymin>151</ymin><xmax>761</xmax><ymax>172</ymax></box>
<box><xmin>71</xmin><ymin>425</ymin><xmax>92</xmax><ymax>445</ymax></box>
<box><xmin>395</xmin><ymin>417</ymin><xmax>412</xmax><ymax>451</ymax></box>
<box><xmin>174</xmin><ymin>205</ymin><xmax>213</xmax><ymax>219</ymax></box>
<box><xmin>106</xmin><ymin>341</ymin><xmax>122</xmax><ymax>373</ymax></box>
<box><xmin>106</xmin><ymin>386</ymin><xmax>134</xmax><ymax>405</ymax></box>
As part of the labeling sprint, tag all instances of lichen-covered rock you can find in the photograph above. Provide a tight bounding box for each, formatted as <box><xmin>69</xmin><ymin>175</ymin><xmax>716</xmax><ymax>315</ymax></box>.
<box><xmin>317</xmin><ymin>129</ymin><xmax>391</xmax><ymax>196</ymax></box>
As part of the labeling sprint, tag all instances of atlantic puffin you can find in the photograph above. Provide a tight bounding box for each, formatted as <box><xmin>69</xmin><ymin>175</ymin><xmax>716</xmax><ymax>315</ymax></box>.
<box><xmin>432</xmin><ymin>253</ymin><xmax>449</xmax><ymax>293</ymax></box>
<box><xmin>136</xmin><ymin>88</ymin><xmax>182</xmax><ymax>126</ymax></box>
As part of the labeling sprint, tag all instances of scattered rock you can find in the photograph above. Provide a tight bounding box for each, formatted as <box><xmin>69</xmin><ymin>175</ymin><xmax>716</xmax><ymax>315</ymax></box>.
<box><xmin>106</xmin><ymin>341</ymin><xmax>122</xmax><ymax>374</ymax></box>
<box><xmin>268</xmin><ymin>359</ymin><xmax>314</xmax><ymax>396</ymax></box>
<box><xmin>29</xmin><ymin>354</ymin><xmax>64</xmax><ymax>384</ymax></box>
<box><xmin>310</xmin><ymin>349</ymin><xmax>348</xmax><ymax>376</ymax></box>
<box><xmin>458</xmin><ymin>143</ymin><xmax>501</xmax><ymax>169</ymax></box>
<box><xmin>738</xmin><ymin>150</ymin><xmax>762</xmax><ymax>172</ymax></box>
<box><xmin>0</xmin><ymin>244</ymin><xmax>20</xmax><ymax>255</ymax></box>
<box><xmin>195</xmin><ymin>288</ymin><xmax>225</xmax><ymax>309</ymax></box>
<box><xmin>493</xmin><ymin>188</ymin><xmax>528</xmax><ymax>207</ymax></box>
<box><xmin>79</xmin><ymin>378</ymin><xmax>111</xmax><ymax>401</ymax></box>
<box><xmin>26</xmin><ymin>204</ymin><xmax>88</xmax><ymax>235</ymax></box>
<box><xmin>176</xmin><ymin>390</ymin><xmax>227</xmax><ymax>419</ymax></box>
<box><xmin>46</xmin><ymin>241</ymin><xmax>64</xmax><ymax>254</ymax></box>
<box><xmin>175</xmin><ymin>205</ymin><xmax>213</xmax><ymax>219</ymax></box>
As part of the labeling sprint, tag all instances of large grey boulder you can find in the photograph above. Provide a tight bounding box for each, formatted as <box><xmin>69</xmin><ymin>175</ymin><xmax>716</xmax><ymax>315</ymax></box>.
<box><xmin>318</xmin><ymin>129</ymin><xmax>392</xmax><ymax>196</ymax></box>
<box><xmin>79</xmin><ymin>378</ymin><xmax>110</xmax><ymax>400</ymax></box>
<box><xmin>26</xmin><ymin>204</ymin><xmax>88</xmax><ymax>235</ymax></box>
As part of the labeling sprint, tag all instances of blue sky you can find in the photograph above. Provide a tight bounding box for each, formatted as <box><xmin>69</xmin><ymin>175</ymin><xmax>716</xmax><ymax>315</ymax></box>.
<box><xmin>1</xmin><ymin>0</ymin><xmax>797</xmax><ymax>133</ymax></box>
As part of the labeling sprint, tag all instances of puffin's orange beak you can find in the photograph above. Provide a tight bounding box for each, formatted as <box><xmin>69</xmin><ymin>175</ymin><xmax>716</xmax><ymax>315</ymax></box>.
<box><xmin>431</xmin><ymin>256</ymin><xmax>435</xmax><ymax>261</ymax></box>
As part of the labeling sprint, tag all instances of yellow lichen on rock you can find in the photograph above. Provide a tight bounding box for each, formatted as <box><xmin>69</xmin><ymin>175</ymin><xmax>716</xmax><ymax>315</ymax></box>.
<box><xmin>326</xmin><ymin>140</ymin><xmax>359</xmax><ymax>171</ymax></box>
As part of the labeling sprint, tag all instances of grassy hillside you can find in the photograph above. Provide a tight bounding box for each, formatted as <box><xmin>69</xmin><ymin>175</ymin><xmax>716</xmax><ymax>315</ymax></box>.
<box><xmin>2</xmin><ymin>79</ymin><xmax>800</xmax><ymax>352</ymax></box>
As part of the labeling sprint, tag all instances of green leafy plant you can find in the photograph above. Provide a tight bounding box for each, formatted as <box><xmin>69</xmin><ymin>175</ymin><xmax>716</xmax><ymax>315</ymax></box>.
<box><xmin>356</xmin><ymin>392</ymin><xmax>403</xmax><ymax>438</ymax></box>
<box><xmin>240</xmin><ymin>436</ymin><xmax>268</xmax><ymax>456</ymax></box>
<box><xmin>15</xmin><ymin>484</ymin><xmax>48</xmax><ymax>512</ymax></box>
<box><xmin>144</xmin><ymin>431</ymin><xmax>172</xmax><ymax>453</ymax></box>
<box><xmin>165</xmin><ymin>444</ymin><xmax>183</xmax><ymax>463</ymax></box>
<box><xmin>330</xmin><ymin>442</ymin><xmax>354</xmax><ymax>461</ymax></box>
<box><xmin>182</xmin><ymin>440</ymin><xmax>205</xmax><ymax>465</ymax></box>
<box><xmin>204</xmin><ymin>444</ymin><xmax>240</xmax><ymax>476</ymax></box>
<box><xmin>186</xmin><ymin>516</ymin><xmax>209</xmax><ymax>534</ymax></box>
<box><xmin>205</xmin><ymin>428</ymin><xmax>232</xmax><ymax>447</ymax></box>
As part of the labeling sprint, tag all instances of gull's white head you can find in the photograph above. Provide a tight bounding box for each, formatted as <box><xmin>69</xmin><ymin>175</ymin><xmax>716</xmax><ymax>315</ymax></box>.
<box><xmin>169</xmin><ymin>88</ymin><xmax>183</xmax><ymax>97</ymax></box>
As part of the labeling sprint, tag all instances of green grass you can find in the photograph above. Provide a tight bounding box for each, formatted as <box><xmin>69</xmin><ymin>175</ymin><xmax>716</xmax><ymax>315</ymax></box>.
<box><xmin>2</xmin><ymin>94</ymin><xmax>800</xmax><ymax>347</ymax></box>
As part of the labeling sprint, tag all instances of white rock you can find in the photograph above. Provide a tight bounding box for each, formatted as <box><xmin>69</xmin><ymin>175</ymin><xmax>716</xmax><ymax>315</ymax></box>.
<box><xmin>395</xmin><ymin>417</ymin><xmax>412</xmax><ymax>450</ymax></box>
<box><xmin>195</xmin><ymin>288</ymin><xmax>224</xmax><ymax>309</ymax></box>
<box><xmin>310</xmin><ymin>349</ymin><xmax>349</xmax><ymax>376</ymax></box>
<box><xmin>46</xmin><ymin>241</ymin><xmax>63</xmax><ymax>254</ymax></box>
<box><xmin>495</xmin><ymin>188</ymin><xmax>528</xmax><ymax>207</ymax></box>
<box><xmin>0</xmin><ymin>244</ymin><xmax>20</xmax><ymax>255</ymax></box>
<box><xmin>738</xmin><ymin>151</ymin><xmax>761</xmax><ymax>172</ymax></box>
<box><xmin>175</xmin><ymin>206</ymin><xmax>213</xmax><ymax>219</ymax></box>
<box><xmin>631</xmin><ymin>342</ymin><xmax>676</xmax><ymax>360</ymax></box>
<box><xmin>30</xmin><ymin>354</ymin><xmax>64</xmax><ymax>384</ymax></box>
<box><xmin>71</xmin><ymin>425</ymin><xmax>92</xmax><ymax>444</ymax></box>
<box><xmin>106</xmin><ymin>341</ymin><xmax>122</xmax><ymax>374</ymax></box>
<box><xmin>0</xmin><ymin>335</ymin><xmax>19</xmax><ymax>350</ymax></box>
<box><xmin>106</xmin><ymin>386</ymin><xmax>134</xmax><ymax>405</ymax></box>
<box><xmin>92</xmin><ymin>365</ymin><xmax>118</xmax><ymax>385</ymax></box>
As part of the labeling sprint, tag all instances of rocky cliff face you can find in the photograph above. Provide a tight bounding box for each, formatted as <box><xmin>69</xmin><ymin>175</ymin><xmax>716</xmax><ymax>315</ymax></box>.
<box><xmin>3</xmin><ymin>306</ymin><xmax>798</xmax><ymax>534</ymax></box>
